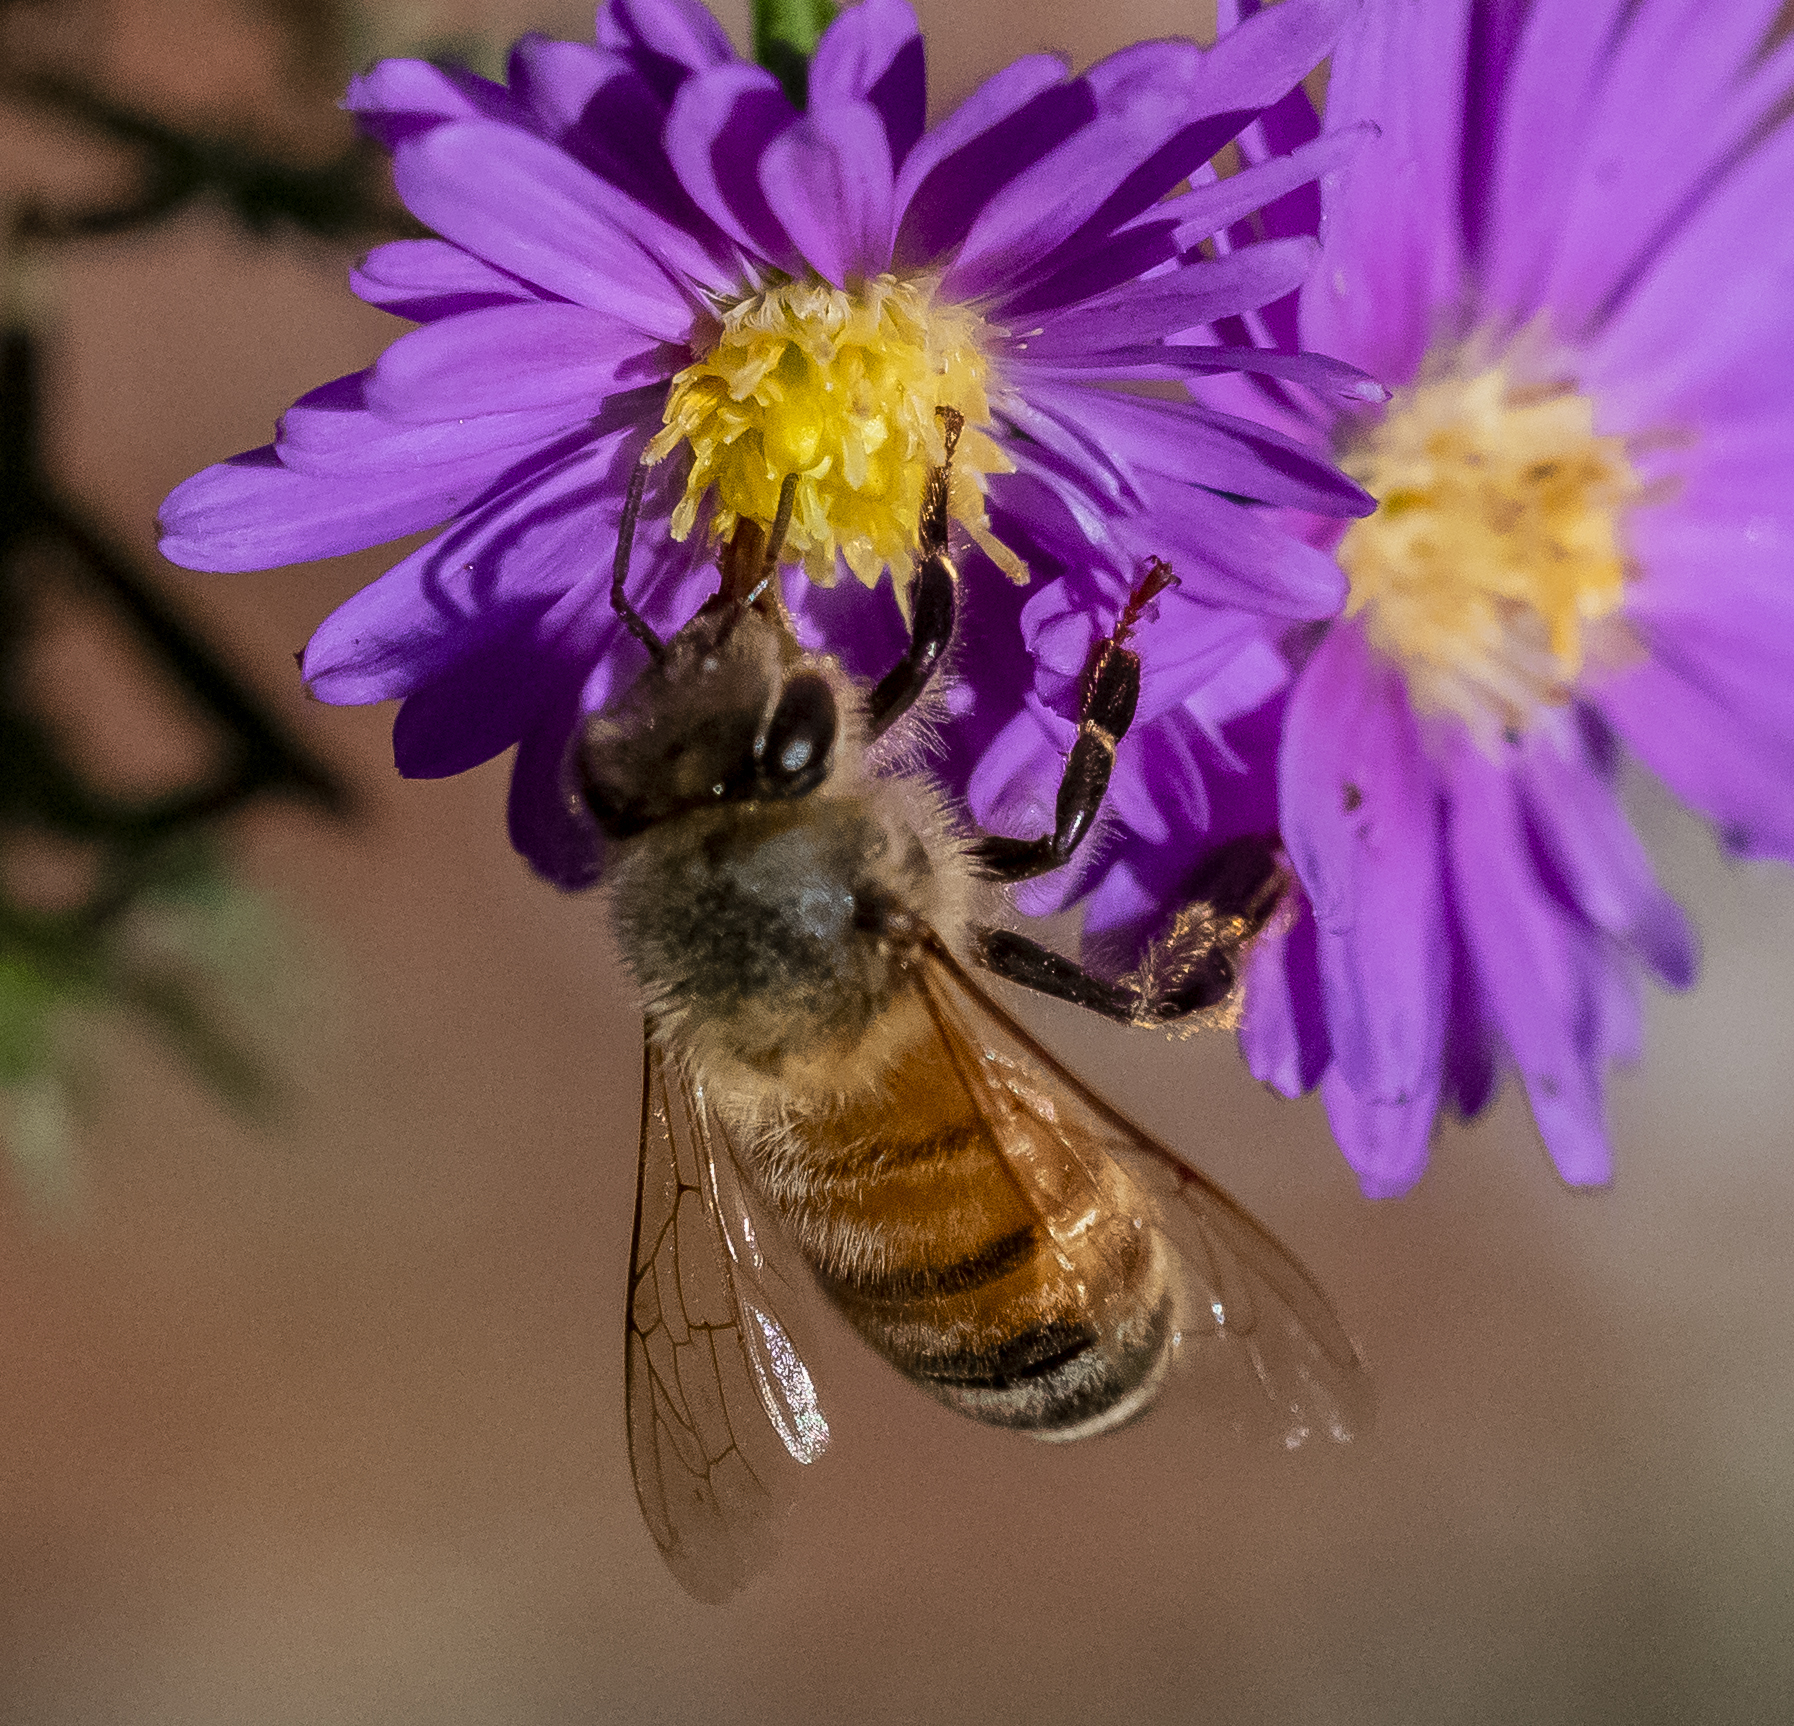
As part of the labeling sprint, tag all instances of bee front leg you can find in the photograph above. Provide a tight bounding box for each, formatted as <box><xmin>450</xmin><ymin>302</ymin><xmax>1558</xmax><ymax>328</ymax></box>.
<box><xmin>868</xmin><ymin>409</ymin><xmax>962</xmax><ymax>740</ymax></box>
<box><xmin>867</xmin><ymin>540</ymin><xmax>957</xmax><ymax>740</ymax></box>
<box><xmin>971</xmin><ymin>834</ymin><xmax>1289</xmax><ymax>1029</ymax></box>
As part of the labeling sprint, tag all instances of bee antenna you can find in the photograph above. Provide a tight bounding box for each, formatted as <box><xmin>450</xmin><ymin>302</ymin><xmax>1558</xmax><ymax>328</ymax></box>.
<box><xmin>611</xmin><ymin>458</ymin><xmax>667</xmax><ymax>662</ymax></box>
<box><xmin>745</xmin><ymin>471</ymin><xmax>800</xmax><ymax>606</ymax></box>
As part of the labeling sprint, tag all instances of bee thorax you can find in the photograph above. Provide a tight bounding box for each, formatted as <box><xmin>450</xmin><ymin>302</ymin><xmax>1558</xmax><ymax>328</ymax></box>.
<box><xmin>607</xmin><ymin>791</ymin><xmax>954</xmax><ymax>1097</ymax></box>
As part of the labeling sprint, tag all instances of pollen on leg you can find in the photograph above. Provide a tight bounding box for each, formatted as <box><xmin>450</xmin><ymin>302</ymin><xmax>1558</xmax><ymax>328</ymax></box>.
<box><xmin>646</xmin><ymin>274</ymin><xmax>1027</xmax><ymax>589</ymax></box>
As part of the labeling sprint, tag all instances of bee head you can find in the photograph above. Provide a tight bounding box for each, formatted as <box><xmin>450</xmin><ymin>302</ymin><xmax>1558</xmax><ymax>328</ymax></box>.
<box><xmin>579</xmin><ymin>602</ymin><xmax>841</xmax><ymax>841</ymax></box>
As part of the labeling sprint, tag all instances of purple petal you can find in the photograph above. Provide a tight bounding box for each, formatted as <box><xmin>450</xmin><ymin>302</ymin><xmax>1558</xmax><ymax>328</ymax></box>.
<box><xmin>946</xmin><ymin>0</ymin><xmax>1357</xmax><ymax>301</ymax></box>
<box><xmin>1132</xmin><ymin>473</ymin><xmax>1346</xmax><ymax>620</ymax></box>
<box><xmin>810</xmin><ymin>0</ymin><xmax>926</xmax><ymax>171</ymax></box>
<box><xmin>392</xmin><ymin>609</ymin><xmax>564</xmax><ymax>777</ymax></box>
<box><xmin>506</xmin><ymin>33</ymin><xmax>609</xmax><ymax>139</ymax></box>
<box><xmin>366</xmin><ymin>302</ymin><xmax>667</xmax><ymax>421</ymax></box>
<box><xmin>1439</xmin><ymin>893</ymin><xmax>1499</xmax><ymax>1121</ymax></box>
<box><xmin>1002</xmin><ymin>238</ymin><xmax>1320</xmax><ymax>354</ymax></box>
<box><xmin>892</xmin><ymin>57</ymin><xmax>1085</xmax><ymax>267</ymax></box>
<box><xmin>996</xmin><ymin>219</ymin><xmax>1187</xmax><ymax>326</ymax></box>
<box><xmin>1595</xmin><ymin>647</ymin><xmax>1794</xmax><ymax>865</ymax></box>
<box><xmin>1298</xmin><ymin>0</ymin><xmax>1469</xmax><ymax>386</ymax></box>
<box><xmin>1579</xmin><ymin>122</ymin><xmax>1794</xmax><ymax>433</ymax></box>
<box><xmin>1444</xmin><ymin>736</ymin><xmax>1613</xmax><ymax>1187</ymax></box>
<box><xmin>1281</xmin><ymin>618</ymin><xmax>1448</xmax><ymax>1103</ymax></box>
<box><xmin>343</xmin><ymin>57</ymin><xmax>515</xmax><ymax>146</ymax></box>
<box><xmin>391</xmin><ymin>122</ymin><xmax>716</xmax><ymax>333</ymax></box>
<box><xmin>1453</xmin><ymin>0</ymin><xmax>1528</xmax><ymax>276</ymax></box>
<box><xmin>1018</xmin><ymin>380</ymin><xmax>1371</xmax><ymax>516</ymax></box>
<box><xmin>759</xmin><ymin>100</ymin><xmax>895</xmax><ymax>285</ymax></box>
<box><xmin>1015</xmin><ymin>343</ymin><xmax>1386</xmax><ymax>407</ymax></box>
<box><xmin>299</xmin><ymin>441</ymin><xmax>630</xmax><ymax>703</ymax></box>
<box><xmin>784</xmin><ymin>565</ymin><xmax>911</xmax><ymax>687</ymax></box>
<box><xmin>1080</xmin><ymin>855</ymin><xmax>1169</xmax><ymax>953</ymax></box>
<box><xmin>350</xmin><ymin>238</ymin><xmax>539</xmax><ymax>321</ymax></box>
<box><xmin>159</xmin><ymin>444</ymin><xmax>492</xmax><ymax>573</ymax></box>
<box><xmin>940</xmin><ymin>40</ymin><xmax>1207</xmax><ymax>302</ymax></box>
<box><xmin>1475</xmin><ymin>0</ymin><xmax>1622</xmax><ymax>315</ymax></box>
<box><xmin>1021</xmin><ymin>571</ymin><xmax>1277</xmax><ymax>732</ymax></box>
<box><xmin>1181</xmin><ymin>635</ymin><xmax>1289</xmax><ymax>742</ymax></box>
<box><xmin>275</xmin><ymin>369</ymin><xmax>578</xmax><ymax>475</ymax></box>
<box><xmin>1517</xmin><ymin>722</ymin><xmax>1697</xmax><ymax>989</ymax></box>
<box><xmin>508</xmin><ymin>687</ymin><xmax>600</xmax><ymax>889</ymax></box>
<box><xmin>1241</xmin><ymin>898</ymin><xmax>1330</xmax><ymax>1099</ymax></box>
<box><xmin>1321</xmin><ymin>1064</ymin><xmax>1438</xmax><ymax>1198</ymax></box>
<box><xmin>597</xmin><ymin>0</ymin><xmax>736</xmax><ymax>104</ymax></box>
<box><xmin>1633</xmin><ymin>595</ymin><xmax>1794</xmax><ymax>753</ymax></box>
<box><xmin>664</xmin><ymin>62</ymin><xmax>797</xmax><ymax>265</ymax></box>
<box><xmin>1517</xmin><ymin>2</ymin><xmax>1794</xmax><ymax>341</ymax></box>
<box><xmin>1223</xmin><ymin>2</ymin><xmax>1326</xmax><ymax>221</ymax></box>
<box><xmin>1192</xmin><ymin>0</ymin><xmax>1360</xmax><ymax>112</ymax></box>
<box><xmin>966</xmin><ymin>702</ymin><xmax>1073</xmax><ymax>840</ymax></box>
<box><xmin>1161</xmin><ymin>121</ymin><xmax>1374</xmax><ymax>250</ymax></box>
<box><xmin>394</xmin><ymin>556</ymin><xmax>689</xmax><ymax>784</ymax></box>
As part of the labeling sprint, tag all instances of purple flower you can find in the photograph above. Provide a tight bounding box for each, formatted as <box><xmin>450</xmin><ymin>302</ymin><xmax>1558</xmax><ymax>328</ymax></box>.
<box><xmin>1044</xmin><ymin>0</ymin><xmax>1794</xmax><ymax>1195</ymax></box>
<box><xmin>158</xmin><ymin>0</ymin><xmax>1380</xmax><ymax>888</ymax></box>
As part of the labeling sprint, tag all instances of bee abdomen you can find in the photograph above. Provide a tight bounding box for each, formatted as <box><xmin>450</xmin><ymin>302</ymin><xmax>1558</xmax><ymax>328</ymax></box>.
<box><xmin>748</xmin><ymin>1036</ymin><xmax>1181</xmax><ymax>1441</ymax></box>
<box><xmin>910</xmin><ymin>1291</ymin><xmax>1177</xmax><ymax>1440</ymax></box>
<box><xmin>793</xmin><ymin>1152</ymin><xmax>1179</xmax><ymax>1439</ymax></box>
<box><xmin>813</xmin><ymin>1223</ymin><xmax>1040</xmax><ymax>1303</ymax></box>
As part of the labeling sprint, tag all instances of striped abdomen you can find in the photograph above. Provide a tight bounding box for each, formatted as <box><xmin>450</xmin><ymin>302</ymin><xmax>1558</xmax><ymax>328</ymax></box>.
<box><xmin>742</xmin><ymin>1018</ymin><xmax>1178</xmax><ymax>1440</ymax></box>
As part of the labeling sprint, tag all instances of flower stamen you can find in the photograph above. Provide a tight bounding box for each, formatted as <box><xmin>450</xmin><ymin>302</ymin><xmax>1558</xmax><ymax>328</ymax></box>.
<box><xmin>647</xmin><ymin>274</ymin><xmax>1026</xmax><ymax>589</ymax></box>
<box><xmin>1337</xmin><ymin>337</ymin><xmax>1644</xmax><ymax>737</ymax></box>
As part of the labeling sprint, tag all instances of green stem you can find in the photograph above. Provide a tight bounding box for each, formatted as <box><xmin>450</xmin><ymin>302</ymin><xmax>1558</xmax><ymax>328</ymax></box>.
<box><xmin>754</xmin><ymin>0</ymin><xmax>839</xmax><ymax>110</ymax></box>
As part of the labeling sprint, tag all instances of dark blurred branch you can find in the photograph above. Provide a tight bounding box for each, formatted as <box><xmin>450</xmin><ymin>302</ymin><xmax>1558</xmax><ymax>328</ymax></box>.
<box><xmin>2</xmin><ymin>68</ymin><xmax>417</xmax><ymax>240</ymax></box>
<box><xmin>0</xmin><ymin>329</ymin><xmax>349</xmax><ymax>853</ymax></box>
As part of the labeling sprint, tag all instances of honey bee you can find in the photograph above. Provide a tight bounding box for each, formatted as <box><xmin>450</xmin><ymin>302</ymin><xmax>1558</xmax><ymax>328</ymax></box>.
<box><xmin>583</xmin><ymin>412</ymin><xmax>1370</xmax><ymax>1602</ymax></box>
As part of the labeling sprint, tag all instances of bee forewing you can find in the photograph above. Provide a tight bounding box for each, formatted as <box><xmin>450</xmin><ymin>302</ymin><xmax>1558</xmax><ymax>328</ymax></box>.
<box><xmin>625</xmin><ymin>1036</ymin><xmax>830</xmax><ymax>1604</ymax></box>
<box><xmin>920</xmin><ymin>938</ymin><xmax>1373</xmax><ymax>1447</ymax></box>
<box><xmin>697</xmin><ymin>1086</ymin><xmax>830</xmax><ymax>1467</ymax></box>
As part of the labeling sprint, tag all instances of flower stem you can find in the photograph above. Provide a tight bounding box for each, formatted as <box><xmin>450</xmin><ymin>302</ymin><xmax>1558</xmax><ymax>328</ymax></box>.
<box><xmin>754</xmin><ymin>0</ymin><xmax>840</xmax><ymax>110</ymax></box>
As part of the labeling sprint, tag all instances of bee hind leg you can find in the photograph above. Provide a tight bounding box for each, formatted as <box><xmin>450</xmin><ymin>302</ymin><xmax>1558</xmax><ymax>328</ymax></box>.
<box><xmin>972</xmin><ymin>834</ymin><xmax>1289</xmax><ymax>1029</ymax></box>
<box><xmin>971</xmin><ymin>926</ymin><xmax>1139</xmax><ymax>1021</ymax></box>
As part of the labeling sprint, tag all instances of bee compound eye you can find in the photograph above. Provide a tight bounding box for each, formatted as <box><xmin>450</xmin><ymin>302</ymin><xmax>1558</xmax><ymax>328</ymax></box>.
<box><xmin>762</xmin><ymin>674</ymin><xmax>837</xmax><ymax>793</ymax></box>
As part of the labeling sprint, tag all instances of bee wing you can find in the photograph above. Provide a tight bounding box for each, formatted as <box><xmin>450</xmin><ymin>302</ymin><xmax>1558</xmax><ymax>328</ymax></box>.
<box><xmin>918</xmin><ymin>935</ymin><xmax>1373</xmax><ymax>1447</ymax></box>
<box><xmin>626</xmin><ymin>1033</ymin><xmax>830</xmax><ymax>1603</ymax></box>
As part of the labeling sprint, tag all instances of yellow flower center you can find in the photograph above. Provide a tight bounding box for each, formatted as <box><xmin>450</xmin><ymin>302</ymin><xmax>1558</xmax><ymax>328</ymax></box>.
<box><xmin>1337</xmin><ymin>339</ymin><xmax>1643</xmax><ymax>735</ymax></box>
<box><xmin>646</xmin><ymin>273</ymin><xmax>1025</xmax><ymax>588</ymax></box>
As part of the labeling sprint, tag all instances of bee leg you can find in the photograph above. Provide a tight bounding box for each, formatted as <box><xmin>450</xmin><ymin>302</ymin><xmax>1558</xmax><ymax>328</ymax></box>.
<box><xmin>868</xmin><ymin>408</ymin><xmax>962</xmax><ymax>739</ymax></box>
<box><xmin>968</xmin><ymin>561</ymin><xmax>1178</xmax><ymax>884</ymax></box>
<box><xmin>610</xmin><ymin>458</ymin><xmax>666</xmax><ymax>661</ymax></box>
<box><xmin>867</xmin><ymin>541</ymin><xmax>956</xmax><ymax>739</ymax></box>
<box><xmin>971</xmin><ymin>834</ymin><xmax>1288</xmax><ymax>1027</ymax></box>
<box><xmin>970</xmin><ymin>926</ymin><xmax>1139</xmax><ymax>1022</ymax></box>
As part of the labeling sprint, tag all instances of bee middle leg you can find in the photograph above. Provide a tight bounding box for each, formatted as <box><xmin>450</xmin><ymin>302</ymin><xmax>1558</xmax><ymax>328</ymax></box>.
<box><xmin>971</xmin><ymin>834</ymin><xmax>1288</xmax><ymax>1027</ymax></box>
<box><xmin>968</xmin><ymin>560</ymin><xmax>1178</xmax><ymax>885</ymax></box>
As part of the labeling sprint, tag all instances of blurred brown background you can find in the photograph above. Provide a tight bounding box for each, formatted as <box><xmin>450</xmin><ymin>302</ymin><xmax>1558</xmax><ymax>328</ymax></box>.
<box><xmin>2</xmin><ymin>2</ymin><xmax>1791</xmax><ymax>1722</ymax></box>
